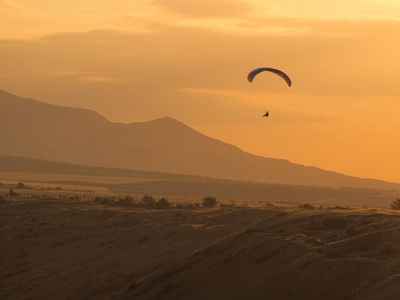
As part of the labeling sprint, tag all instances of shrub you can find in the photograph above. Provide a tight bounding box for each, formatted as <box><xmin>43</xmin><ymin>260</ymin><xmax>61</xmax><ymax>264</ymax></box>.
<box><xmin>298</xmin><ymin>203</ymin><xmax>314</xmax><ymax>210</ymax></box>
<box><xmin>15</xmin><ymin>183</ymin><xmax>27</xmax><ymax>189</ymax></box>
<box><xmin>95</xmin><ymin>197</ymin><xmax>114</xmax><ymax>205</ymax></box>
<box><xmin>118</xmin><ymin>195</ymin><xmax>134</xmax><ymax>206</ymax></box>
<box><xmin>390</xmin><ymin>199</ymin><xmax>400</xmax><ymax>210</ymax></box>
<box><xmin>9</xmin><ymin>188</ymin><xmax>18</xmax><ymax>197</ymax></box>
<box><xmin>185</xmin><ymin>203</ymin><xmax>195</xmax><ymax>209</ymax></box>
<box><xmin>202</xmin><ymin>197</ymin><xmax>217</xmax><ymax>208</ymax></box>
<box><xmin>141</xmin><ymin>195</ymin><xmax>156</xmax><ymax>208</ymax></box>
<box><xmin>156</xmin><ymin>197</ymin><xmax>171</xmax><ymax>209</ymax></box>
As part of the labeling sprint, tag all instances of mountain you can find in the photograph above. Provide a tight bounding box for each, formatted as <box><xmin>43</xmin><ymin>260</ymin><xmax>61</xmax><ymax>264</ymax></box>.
<box><xmin>0</xmin><ymin>89</ymin><xmax>399</xmax><ymax>190</ymax></box>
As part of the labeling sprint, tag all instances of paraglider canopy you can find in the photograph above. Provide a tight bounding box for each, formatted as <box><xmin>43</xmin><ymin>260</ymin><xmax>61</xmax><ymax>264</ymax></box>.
<box><xmin>247</xmin><ymin>68</ymin><xmax>291</xmax><ymax>87</ymax></box>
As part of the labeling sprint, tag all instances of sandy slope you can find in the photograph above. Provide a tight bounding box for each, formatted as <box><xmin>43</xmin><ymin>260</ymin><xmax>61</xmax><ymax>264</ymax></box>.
<box><xmin>1</xmin><ymin>198</ymin><xmax>400</xmax><ymax>300</ymax></box>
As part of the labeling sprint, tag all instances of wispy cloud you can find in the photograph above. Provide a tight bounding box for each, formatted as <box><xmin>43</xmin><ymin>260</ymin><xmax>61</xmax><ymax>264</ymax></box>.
<box><xmin>0</xmin><ymin>0</ymin><xmax>14</xmax><ymax>9</ymax></box>
<box><xmin>79</xmin><ymin>76</ymin><xmax>121</xmax><ymax>83</ymax></box>
<box><xmin>153</xmin><ymin>0</ymin><xmax>254</xmax><ymax>19</ymax></box>
<box><xmin>53</xmin><ymin>71</ymin><xmax>81</xmax><ymax>76</ymax></box>
<box><xmin>53</xmin><ymin>71</ymin><xmax>122</xmax><ymax>83</ymax></box>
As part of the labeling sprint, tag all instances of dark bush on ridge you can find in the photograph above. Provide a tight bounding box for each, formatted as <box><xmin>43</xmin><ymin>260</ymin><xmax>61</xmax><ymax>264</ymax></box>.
<box><xmin>141</xmin><ymin>195</ymin><xmax>156</xmax><ymax>208</ymax></box>
<box><xmin>15</xmin><ymin>183</ymin><xmax>27</xmax><ymax>189</ymax></box>
<box><xmin>156</xmin><ymin>197</ymin><xmax>171</xmax><ymax>209</ymax></box>
<box><xmin>390</xmin><ymin>199</ymin><xmax>400</xmax><ymax>210</ymax></box>
<box><xmin>118</xmin><ymin>196</ymin><xmax>135</xmax><ymax>206</ymax></box>
<box><xmin>299</xmin><ymin>203</ymin><xmax>314</xmax><ymax>210</ymax></box>
<box><xmin>202</xmin><ymin>197</ymin><xmax>217</xmax><ymax>208</ymax></box>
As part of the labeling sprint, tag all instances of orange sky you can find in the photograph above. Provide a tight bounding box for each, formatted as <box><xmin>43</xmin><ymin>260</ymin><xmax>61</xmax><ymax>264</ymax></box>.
<box><xmin>1</xmin><ymin>0</ymin><xmax>400</xmax><ymax>182</ymax></box>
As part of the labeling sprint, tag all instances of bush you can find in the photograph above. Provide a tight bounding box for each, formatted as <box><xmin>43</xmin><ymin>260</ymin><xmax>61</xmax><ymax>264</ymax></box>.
<box><xmin>298</xmin><ymin>203</ymin><xmax>314</xmax><ymax>210</ymax></box>
<box><xmin>95</xmin><ymin>196</ymin><xmax>115</xmax><ymax>205</ymax></box>
<box><xmin>391</xmin><ymin>199</ymin><xmax>400</xmax><ymax>210</ymax></box>
<box><xmin>118</xmin><ymin>195</ymin><xmax>135</xmax><ymax>206</ymax></box>
<box><xmin>141</xmin><ymin>195</ymin><xmax>156</xmax><ymax>208</ymax></box>
<box><xmin>202</xmin><ymin>197</ymin><xmax>217</xmax><ymax>208</ymax></box>
<box><xmin>156</xmin><ymin>197</ymin><xmax>171</xmax><ymax>209</ymax></box>
<box><xmin>9</xmin><ymin>188</ymin><xmax>18</xmax><ymax>197</ymax></box>
<box><xmin>15</xmin><ymin>183</ymin><xmax>27</xmax><ymax>189</ymax></box>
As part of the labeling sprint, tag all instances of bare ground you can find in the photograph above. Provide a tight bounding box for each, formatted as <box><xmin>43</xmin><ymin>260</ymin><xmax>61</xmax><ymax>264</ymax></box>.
<box><xmin>1</xmin><ymin>198</ymin><xmax>400</xmax><ymax>300</ymax></box>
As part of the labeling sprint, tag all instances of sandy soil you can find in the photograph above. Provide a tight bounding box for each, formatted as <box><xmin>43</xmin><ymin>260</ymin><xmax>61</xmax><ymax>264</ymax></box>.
<box><xmin>1</xmin><ymin>198</ymin><xmax>400</xmax><ymax>300</ymax></box>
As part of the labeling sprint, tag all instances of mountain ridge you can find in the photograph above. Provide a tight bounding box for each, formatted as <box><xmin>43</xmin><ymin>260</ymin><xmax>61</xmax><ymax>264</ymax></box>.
<box><xmin>1</xmin><ymin>89</ymin><xmax>399</xmax><ymax>190</ymax></box>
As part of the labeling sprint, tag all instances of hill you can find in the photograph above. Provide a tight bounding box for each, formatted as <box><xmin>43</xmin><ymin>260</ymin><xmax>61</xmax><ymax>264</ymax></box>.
<box><xmin>2</xmin><ymin>198</ymin><xmax>400</xmax><ymax>300</ymax></box>
<box><xmin>1</xmin><ymin>89</ymin><xmax>399</xmax><ymax>190</ymax></box>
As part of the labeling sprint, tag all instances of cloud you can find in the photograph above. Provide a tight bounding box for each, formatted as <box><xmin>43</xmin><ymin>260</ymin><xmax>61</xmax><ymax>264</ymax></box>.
<box><xmin>1</xmin><ymin>18</ymin><xmax>400</xmax><ymax>126</ymax></box>
<box><xmin>53</xmin><ymin>71</ymin><xmax>81</xmax><ymax>76</ymax></box>
<box><xmin>153</xmin><ymin>0</ymin><xmax>254</xmax><ymax>19</ymax></box>
<box><xmin>79</xmin><ymin>76</ymin><xmax>122</xmax><ymax>83</ymax></box>
<box><xmin>0</xmin><ymin>1</ymin><xmax>13</xmax><ymax>9</ymax></box>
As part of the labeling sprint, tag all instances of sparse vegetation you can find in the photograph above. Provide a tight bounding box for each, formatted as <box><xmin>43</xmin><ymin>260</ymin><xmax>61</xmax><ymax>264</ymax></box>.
<box><xmin>202</xmin><ymin>197</ymin><xmax>217</xmax><ymax>208</ymax></box>
<box><xmin>118</xmin><ymin>195</ymin><xmax>135</xmax><ymax>206</ymax></box>
<box><xmin>390</xmin><ymin>198</ymin><xmax>400</xmax><ymax>210</ymax></box>
<box><xmin>8</xmin><ymin>188</ymin><xmax>18</xmax><ymax>197</ymax></box>
<box><xmin>3</xmin><ymin>191</ymin><xmax>400</xmax><ymax>300</ymax></box>
<box><xmin>326</xmin><ymin>205</ymin><xmax>351</xmax><ymax>210</ymax></box>
<box><xmin>298</xmin><ymin>203</ymin><xmax>314</xmax><ymax>210</ymax></box>
<box><xmin>141</xmin><ymin>195</ymin><xmax>156</xmax><ymax>208</ymax></box>
<box><xmin>156</xmin><ymin>197</ymin><xmax>171</xmax><ymax>209</ymax></box>
<box><xmin>15</xmin><ymin>182</ymin><xmax>27</xmax><ymax>189</ymax></box>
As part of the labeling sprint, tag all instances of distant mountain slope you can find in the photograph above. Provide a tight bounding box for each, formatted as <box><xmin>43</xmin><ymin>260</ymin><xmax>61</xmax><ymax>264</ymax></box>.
<box><xmin>1</xmin><ymin>89</ymin><xmax>399</xmax><ymax>189</ymax></box>
<box><xmin>1</xmin><ymin>155</ymin><xmax>398</xmax><ymax>207</ymax></box>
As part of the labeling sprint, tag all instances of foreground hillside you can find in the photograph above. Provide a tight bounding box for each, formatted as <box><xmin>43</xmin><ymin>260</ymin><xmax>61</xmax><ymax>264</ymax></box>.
<box><xmin>2</xmin><ymin>198</ymin><xmax>400</xmax><ymax>300</ymax></box>
<box><xmin>1</xmin><ymin>90</ymin><xmax>400</xmax><ymax>189</ymax></box>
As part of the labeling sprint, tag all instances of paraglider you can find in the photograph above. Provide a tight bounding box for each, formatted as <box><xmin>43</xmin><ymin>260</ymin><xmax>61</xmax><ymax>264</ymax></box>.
<box><xmin>247</xmin><ymin>67</ymin><xmax>291</xmax><ymax>119</ymax></box>
<box><xmin>247</xmin><ymin>68</ymin><xmax>291</xmax><ymax>87</ymax></box>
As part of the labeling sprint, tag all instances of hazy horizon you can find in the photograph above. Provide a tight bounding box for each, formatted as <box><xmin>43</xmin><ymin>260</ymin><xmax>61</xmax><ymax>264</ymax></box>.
<box><xmin>1</xmin><ymin>0</ymin><xmax>400</xmax><ymax>182</ymax></box>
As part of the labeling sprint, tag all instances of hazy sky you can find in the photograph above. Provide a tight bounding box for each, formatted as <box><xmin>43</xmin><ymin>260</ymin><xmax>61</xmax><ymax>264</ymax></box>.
<box><xmin>2</xmin><ymin>0</ymin><xmax>400</xmax><ymax>182</ymax></box>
